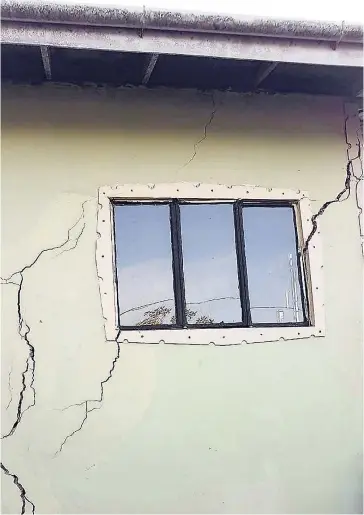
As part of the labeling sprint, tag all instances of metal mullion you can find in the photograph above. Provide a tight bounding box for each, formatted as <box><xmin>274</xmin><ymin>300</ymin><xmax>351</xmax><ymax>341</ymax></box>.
<box><xmin>233</xmin><ymin>201</ymin><xmax>252</xmax><ymax>327</ymax></box>
<box><xmin>112</xmin><ymin>202</ymin><xmax>121</xmax><ymax>329</ymax></box>
<box><xmin>292</xmin><ymin>204</ymin><xmax>310</xmax><ymax>325</ymax></box>
<box><xmin>169</xmin><ymin>200</ymin><xmax>187</xmax><ymax>327</ymax></box>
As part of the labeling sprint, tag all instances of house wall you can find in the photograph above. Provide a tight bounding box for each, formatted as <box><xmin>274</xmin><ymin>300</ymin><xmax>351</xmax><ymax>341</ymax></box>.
<box><xmin>1</xmin><ymin>84</ymin><xmax>362</xmax><ymax>514</ymax></box>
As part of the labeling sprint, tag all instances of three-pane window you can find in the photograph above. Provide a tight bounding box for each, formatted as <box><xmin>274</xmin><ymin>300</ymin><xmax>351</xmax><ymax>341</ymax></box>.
<box><xmin>113</xmin><ymin>201</ymin><xmax>308</xmax><ymax>329</ymax></box>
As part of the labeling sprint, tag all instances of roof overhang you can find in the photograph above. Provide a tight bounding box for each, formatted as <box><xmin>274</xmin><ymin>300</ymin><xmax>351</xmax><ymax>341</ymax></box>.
<box><xmin>2</xmin><ymin>0</ymin><xmax>363</xmax><ymax>67</ymax></box>
<box><xmin>1</xmin><ymin>0</ymin><xmax>363</xmax><ymax>96</ymax></box>
<box><xmin>2</xmin><ymin>20</ymin><xmax>363</xmax><ymax>68</ymax></box>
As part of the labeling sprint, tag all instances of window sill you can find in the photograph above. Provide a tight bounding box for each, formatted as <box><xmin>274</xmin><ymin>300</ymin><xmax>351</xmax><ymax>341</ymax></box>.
<box><xmin>109</xmin><ymin>326</ymin><xmax>324</xmax><ymax>345</ymax></box>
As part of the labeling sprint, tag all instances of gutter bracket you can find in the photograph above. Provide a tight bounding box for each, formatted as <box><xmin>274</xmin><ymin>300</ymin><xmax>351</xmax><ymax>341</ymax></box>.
<box><xmin>141</xmin><ymin>53</ymin><xmax>158</xmax><ymax>85</ymax></box>
<box><xmin>332</xmin><ymin>20</ymin><xmax>345</xmax><ymax>50</ymax></box>
<box><xmin>253</xmin><ymin>61</ymin><xmax>279</xmax><ymax>89</ymax></box>
<box><xmin>40</xmin><ymin>45</ymin><xmax>52</xmax><ymax>80</ymax></box>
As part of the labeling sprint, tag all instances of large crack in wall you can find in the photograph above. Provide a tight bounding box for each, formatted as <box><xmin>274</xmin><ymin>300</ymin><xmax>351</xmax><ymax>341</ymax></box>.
<box><xmin>1</xmin><ymin>101</ymin><xmax>362</xmax><ymax>515</ymax></box>
<box><xmin>1</xmin><ymin>199</ymin><xmax>92</xmax><ymax>514</ymax></box>
<box><xmin>303</xmin><ymin>106</ymin><xmax>363</xmax><ymax>255</ymax></box>
<box><xmin>0</xmin><ymin>463</ymin><xmax>36</xmax><ymax>515</ymax></box>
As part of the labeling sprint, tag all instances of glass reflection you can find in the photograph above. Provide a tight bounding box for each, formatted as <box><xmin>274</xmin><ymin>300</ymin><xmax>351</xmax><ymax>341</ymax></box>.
<box><xmin>180</xmin><ymin>203</ymin><xmax>241</xmax><ymax>325</ymax></box>
<box><xmin>114</xmin><ymin>204</ymin><xmax>175</xmax><ymax>326</ymax></box>
<box><xmin>242</xmin><ymin>206</ymin><xmax>304</xmax><ymax>324</ymax></box>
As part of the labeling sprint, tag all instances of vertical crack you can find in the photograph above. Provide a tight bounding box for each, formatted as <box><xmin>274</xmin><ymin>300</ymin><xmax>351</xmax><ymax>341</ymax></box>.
<box><xmin>2</xmin><ymin>351</ymin><xmax>31</xmax><ymax>440</ymax></box>
<box><xmin>353</xmin><ymin>130</ymin><xmax>363</xmax><ymax>249</ymax></box>
<box><xmin>179</xmin><ymin>93</ymin><xmax>217</xmax><ymax>171</ymax></box>
<box><xmin>1</xmin><ymin>198</ymin><xmax>93</xmax><ymax>513</ymax></box>
<box><xmin>54</xmin><ymin>330</ymin><xmax>121</xmax><ymax>456</ymax></box>
<box><xmin>1</xmin><ymin>462</ymin><xmax>35</xmax><ymax>515</ymax></box>
<box><xmin>302</xmin><ymin>112</ymin><xmax>362</xmax><ymax>255</ymax></box>
<box><xmin>1</xmin><ymin>199</ymin><xmax>91</xmax><ymax>439</ymax></box>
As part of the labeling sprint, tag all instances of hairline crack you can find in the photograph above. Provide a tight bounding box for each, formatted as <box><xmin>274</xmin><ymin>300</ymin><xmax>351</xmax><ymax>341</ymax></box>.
<box><xmin>54</xmin><ymin>329</ymin><xmax>121</xmax><ymax>456</ymax></box>
<box><xmin>179</xmin><ymin>92</ymin><xmax>217</xmax><ymax>171</ymax></box>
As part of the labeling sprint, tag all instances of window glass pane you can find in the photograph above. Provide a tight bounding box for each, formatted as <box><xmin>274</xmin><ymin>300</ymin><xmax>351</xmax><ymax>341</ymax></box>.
<box><xmin>180</xmin><ymin>204</ymin><xmax>241</xmax><ymax>325</ymax></box>
<box><xmin>242</xmin><ymin>206</ymin><xmax>304</xmax><ymax>324</ymax></box>
<box><xmin>114</xmin><ymin>204</ymin><xmax>175</xmax><ymax>326</ymax></box>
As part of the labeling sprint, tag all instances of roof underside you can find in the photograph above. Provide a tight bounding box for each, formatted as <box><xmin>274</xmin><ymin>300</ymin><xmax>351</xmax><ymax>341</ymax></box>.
<box><xmin>1</xmin><ymin>1</ymin><xmax>363</xmax><ymax>97</ymax></box>
<box><xmin>2</xmin><ymin>43</ymin><xmax>362</xmax><ymax>97</ymax></box>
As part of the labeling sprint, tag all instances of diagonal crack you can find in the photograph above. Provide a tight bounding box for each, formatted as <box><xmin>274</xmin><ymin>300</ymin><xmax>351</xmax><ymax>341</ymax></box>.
<box><xmin>52</xmin><ymin>223</ymin><xmax>86</xmax><ymax>259</ymax></box>
<box><xmin>1</xmin><ymin>198</ymin><xmax>93</xmax><ymax>513</ymax></box>
<box><xmin>1</xmin><ymin>198</ymin><xmax>91</xmax><ymax>285</ymax></box>
<box><xmin>54</xmin><ymin>401</ymin><xmax>89</xmax><ymax>456</ymax></box>
<box><xmin>2</xmin><ymin>353</ymin><xmax>30</xmax><ymax>440</ymax></box>
<box><xmin>1</xmin><ymin>462</ymin><xmax>35</xmax><ymax>515</ymax></box>
<box><xmin>302</xmin><ymin>113</ymin><xmax>362</xmax><ymax>255</ymax></box>
<box><xmin>54</xmin><ymin>330</ymin><xmax>121</xmax><ymax>456</ymax></box>
<box><xmin>179</xmin><ymin>93</ymin><xmax>217</xmax><ymax>171</ymax></box>
<box><xmin>1</xmin><ymin>199</ymin><xmax>91</xmax><ymax>440</ymax></box>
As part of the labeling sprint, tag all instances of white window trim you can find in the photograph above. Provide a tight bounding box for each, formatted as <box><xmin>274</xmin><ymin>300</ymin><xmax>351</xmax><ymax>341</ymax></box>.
<box><xmin>96</xmin><ymin>183</ymin><xmax>325</xmax><ymax>345</ymax></box>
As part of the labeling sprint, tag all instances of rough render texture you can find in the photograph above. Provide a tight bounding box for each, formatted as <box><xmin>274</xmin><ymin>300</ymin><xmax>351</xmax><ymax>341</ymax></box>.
<box><xmin>1</xmin><ymin>0</ymin><xmax>363</xmax><ymax>42</ymax></box>
<box><xmin>1</xmin><ymin>83</ymin><xmax>363</xmax><ymax>514</ymax></box>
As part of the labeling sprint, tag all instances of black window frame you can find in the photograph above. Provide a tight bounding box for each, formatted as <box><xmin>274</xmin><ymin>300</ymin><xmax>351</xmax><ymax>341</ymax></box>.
<box><xmin>112</xmin><ymin>199</ymin><xmax>310</xmax><ymax>331</ymax></box>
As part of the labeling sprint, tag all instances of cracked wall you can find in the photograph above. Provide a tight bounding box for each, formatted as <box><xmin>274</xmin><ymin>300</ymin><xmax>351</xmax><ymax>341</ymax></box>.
<box><xmin>1</xmin><ymin>83</ymin><xmax>363</xmax><ymax>514</ymax></box>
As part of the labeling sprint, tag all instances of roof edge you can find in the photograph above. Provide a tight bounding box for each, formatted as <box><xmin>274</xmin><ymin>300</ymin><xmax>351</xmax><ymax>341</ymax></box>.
<box><xmin>1</xmin><ymin>0</ymin><xmax>363</xmax><ymax>43</ymax></box>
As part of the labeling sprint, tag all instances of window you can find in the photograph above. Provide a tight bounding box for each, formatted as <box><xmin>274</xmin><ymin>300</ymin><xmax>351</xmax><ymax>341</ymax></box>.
<box><xmin>97</xmin><ymin>183</ymin><xmax>324</xmax><ymax>345</ymax></box>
